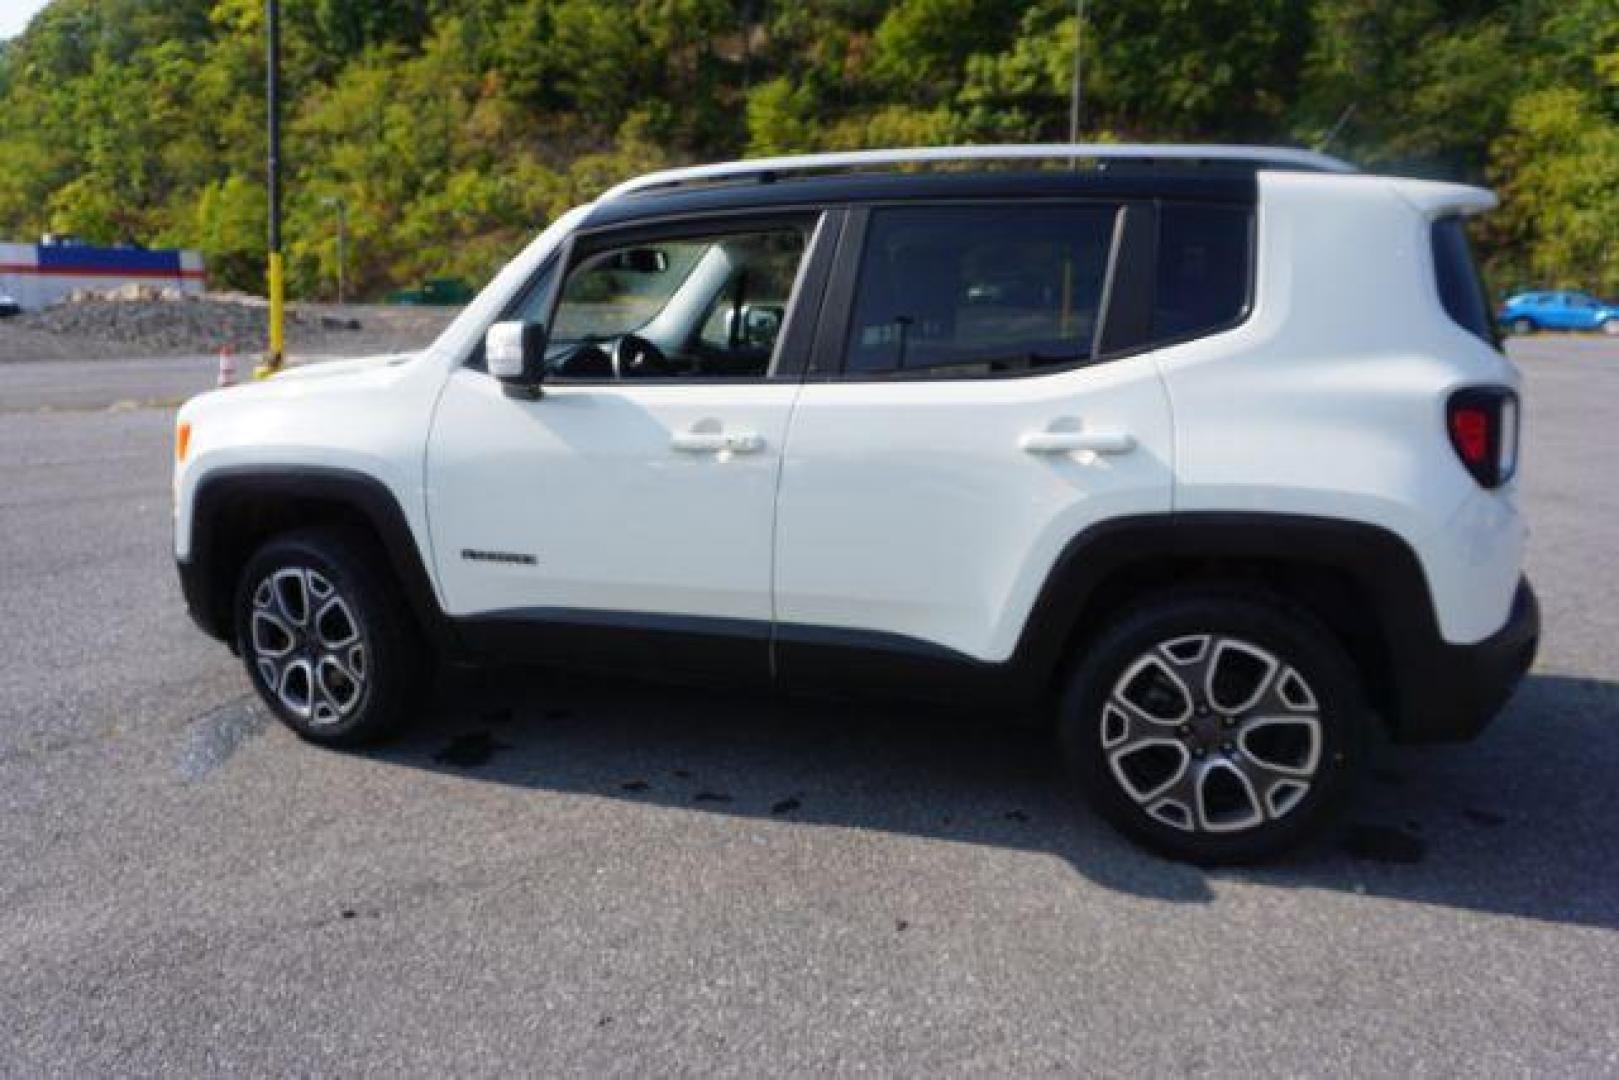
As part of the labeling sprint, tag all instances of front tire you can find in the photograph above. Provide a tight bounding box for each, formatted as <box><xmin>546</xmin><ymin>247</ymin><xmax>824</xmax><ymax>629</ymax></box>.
<box><xmin>235</xmin><ymin>527</ymin><xmax>426</xmax><ymax>746</ymax></box>
<box><xmin>1058</xmin><ymin>589</ymin><xmax>1366</xmax><ymax>864</ymax></box>
<box><xmin>1602</xmin><ymin>318</ymin><xmax>1619</xmax><ymax>337</ymax></box>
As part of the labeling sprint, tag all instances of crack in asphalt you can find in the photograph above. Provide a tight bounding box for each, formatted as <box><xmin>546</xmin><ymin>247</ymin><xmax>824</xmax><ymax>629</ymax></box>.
<box><xmin>175</xmin><ymin>695</ymin><xmax>270</xmax><ymax>782</ymax></box>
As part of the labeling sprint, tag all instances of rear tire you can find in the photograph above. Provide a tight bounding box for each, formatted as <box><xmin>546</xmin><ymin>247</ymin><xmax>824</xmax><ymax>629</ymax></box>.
<box><xmin>1058</xmin><ymin>588</ymin><xmax>1367</xmax><ymax>865</ymax></box>
<box><xmin>1510</xmin><ymin>316</ymin><xmax>1536</xmax><ymax>335</ymax></box>
<box><xmin>235</xmin><ymin>527</ymin><xmax>427</xmax><ymax>746</ymax></box>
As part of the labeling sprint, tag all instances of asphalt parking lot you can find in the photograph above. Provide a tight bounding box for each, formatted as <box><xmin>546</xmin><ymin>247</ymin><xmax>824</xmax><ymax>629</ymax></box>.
<box><xmin>1</xmin><ymin>338</ymin><xmax>1616</xmax><ymax>1075</ymax></box>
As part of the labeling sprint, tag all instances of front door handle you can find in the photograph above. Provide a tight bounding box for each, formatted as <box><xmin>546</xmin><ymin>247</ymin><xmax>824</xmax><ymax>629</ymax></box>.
<box><xmin>1020</xmin><ymin>428</ymin><xmax>1136</xmax><ymax>455</ymax></box>
<box><xmin>671</xmin><ymin>427</ymin><xmax>764</xmax><ymax>454</ymax></box>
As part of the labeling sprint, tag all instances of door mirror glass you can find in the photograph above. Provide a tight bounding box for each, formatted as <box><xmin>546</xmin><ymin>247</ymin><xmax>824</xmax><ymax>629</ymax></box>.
<box><xmin>742</xmin><ymin>304</ymin><xmax>785</xmax><ymax>347</ymax></box>
<box><xmin>485</xmin><ymin>320</ymin><xmax>548</xmax><ymax>389</ymax></box>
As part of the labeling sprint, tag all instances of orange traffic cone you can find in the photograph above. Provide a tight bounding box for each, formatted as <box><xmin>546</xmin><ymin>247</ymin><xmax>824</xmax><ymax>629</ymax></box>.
<box><xmin>216</xmin><ymin>345</ymin><xmax>238</xmax><ymax>387</ymax></box>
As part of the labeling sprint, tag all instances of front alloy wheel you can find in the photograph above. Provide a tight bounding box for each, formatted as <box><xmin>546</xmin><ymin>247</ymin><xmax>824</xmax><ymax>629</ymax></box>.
<box><xmin>235</xmin><ymin>527</ymin><xmax>425</xmax><ymax>745</ymax></box>
<box><xmin>250</xmin><ymin>568</ymin><xmax>368</xmax><ymax>727</ymax></box>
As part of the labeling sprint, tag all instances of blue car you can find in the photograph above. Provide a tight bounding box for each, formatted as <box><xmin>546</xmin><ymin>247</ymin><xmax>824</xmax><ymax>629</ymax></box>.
<box><xmin>1498</xmin><ymin>290</ymin><xmax>1619</xmax><ymax>335</ymax></box>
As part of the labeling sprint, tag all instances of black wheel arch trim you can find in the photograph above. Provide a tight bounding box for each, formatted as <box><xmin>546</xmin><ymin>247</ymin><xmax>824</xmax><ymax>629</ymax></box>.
<box><xmin>777</xmin><ymin>511</ymin><xmax>1532</xmax><ymax>742</ymax></box>
<box><xmin>179</xmin><ymin>488</ymin><xmax>1531</xmax><ymax>742</ymax></box>
<box><xmin>777</xmin><ymin>512</ymin><xmax>1434</xmax><ymax>698</ymax></box>
<box><xmin>177</xmin><ymin>465</ymin><xmax>454</xmax><ymax>651</ymax></box>
<box><xmin>1010</xmin><ymin>511</ymin><xmax>1439</xmax><ymax>682</ymax></box>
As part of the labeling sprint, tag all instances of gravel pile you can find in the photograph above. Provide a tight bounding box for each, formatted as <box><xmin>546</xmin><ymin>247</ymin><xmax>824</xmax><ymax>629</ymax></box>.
<box><xmin>0</xmin><ymin>295</ymin><xmax>460</xmax><ymax>362</ymax></box>
<box><xmin>3</xmin><ymin>293</ymin><xmax>459</xmax><ymax>365</ymax></box>
<box><xmin>8</xmin><ymin>293</ymin><xmax>297</xmax><ymax>356</ymax></box>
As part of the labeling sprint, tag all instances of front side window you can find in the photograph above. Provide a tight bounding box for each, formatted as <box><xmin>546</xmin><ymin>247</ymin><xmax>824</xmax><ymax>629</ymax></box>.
<box><xmin>545</xmin><ymin>223</ymin><xmax>811</xmax><ymax>380</ymax></box>
<box><xmin>843</xmin><ymin>204</ymin><xmax>1120</xmax><ymax>378</ymax></box>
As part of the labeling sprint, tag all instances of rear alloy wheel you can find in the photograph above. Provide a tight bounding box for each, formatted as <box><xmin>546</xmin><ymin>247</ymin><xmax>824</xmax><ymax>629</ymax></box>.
<box><xmin>236</xmin><ymin>527</ymin><xmax>425</xmax><ymax>746</ymax></box>
<box><xmin>1102</xmin><ymin>634</ymin><xmax>1322</xmax><ymax>832</ymax></box>
<box><xmin>1060</xmin><ymin>590</ymin><xmax>1365</xmax><ymax>864</ymax></box>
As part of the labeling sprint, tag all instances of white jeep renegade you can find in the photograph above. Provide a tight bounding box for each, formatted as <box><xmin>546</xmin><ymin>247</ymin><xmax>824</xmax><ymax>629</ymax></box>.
<box><xmin>174</xmin><ymin>145</ymin><xmax>1538</xmax><ymax>863</ymax></box>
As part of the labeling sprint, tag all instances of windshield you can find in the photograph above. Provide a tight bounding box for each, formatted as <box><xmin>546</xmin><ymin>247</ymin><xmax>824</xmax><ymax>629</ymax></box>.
<box><xmin>550</xmin><ymin>241</ymin><xmax>708</xmax><ymax>344</ymax></box>
<box><xmin>428</xmin><ymin>204</ymin><xmax>594</xmax><ymax>363</ymax></box>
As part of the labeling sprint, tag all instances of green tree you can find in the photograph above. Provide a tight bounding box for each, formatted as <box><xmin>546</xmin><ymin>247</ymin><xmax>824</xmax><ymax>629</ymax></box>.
<box><xmin>191</xmin><ymin>173</ymin><xmax>267</xmax><ymax>291</ymax></box>
<box><xmin>1490</xmin><ymin>86</ymin><xmax>1619</xmax><ymax>293</ymax></box>
<box><xmin>0</xmin><ymin>0</ymin><xmax>1613</xmax><ymax>300</ymax></box>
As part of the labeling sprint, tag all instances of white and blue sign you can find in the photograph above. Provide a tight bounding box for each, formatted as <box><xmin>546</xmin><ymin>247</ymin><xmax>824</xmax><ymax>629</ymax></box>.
<box><xmin>0</xmin><ymin>241</ymin><xmax>205</xmax><ymax>310</ymax></box>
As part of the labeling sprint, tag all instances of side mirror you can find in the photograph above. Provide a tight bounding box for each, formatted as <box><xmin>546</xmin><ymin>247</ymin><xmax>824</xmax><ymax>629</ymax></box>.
<box><xmin>741</xmin><ymin>304</ymin><xmax>784</xmax><ymax>347</ymax></box>
<box><xmin>486</xmin><ymin>320</ymin><xmax>548</xmax><ymax>397</ymax></box>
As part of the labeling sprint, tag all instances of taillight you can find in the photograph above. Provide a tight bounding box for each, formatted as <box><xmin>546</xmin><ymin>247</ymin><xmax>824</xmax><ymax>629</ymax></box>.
<box><xmin>1447</xmin><ymin>387</ymin><xmax>1518</xmax><ymax>488</ymax></box>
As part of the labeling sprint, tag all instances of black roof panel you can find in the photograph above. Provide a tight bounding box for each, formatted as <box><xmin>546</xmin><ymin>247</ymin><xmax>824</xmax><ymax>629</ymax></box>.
<box><xmin>582</xmin><ymin>168</ymin><xmax>1257</xmax><ymax>231</ymax></box>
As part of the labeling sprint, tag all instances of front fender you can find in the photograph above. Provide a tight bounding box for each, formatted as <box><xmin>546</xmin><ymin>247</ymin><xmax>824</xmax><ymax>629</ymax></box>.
<box><xmin>179</xmin><ymin>466</ymin><xmax>451</xmax><ymax>650</ymax></box>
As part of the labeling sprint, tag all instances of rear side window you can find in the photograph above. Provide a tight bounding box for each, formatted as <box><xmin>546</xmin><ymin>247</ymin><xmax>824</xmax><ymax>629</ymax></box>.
<box><xmin>1153</xmin><ymin>203</ymin><xmax>1252</xmax><ymax>341</ymax></box>
<box><xmin>843</xmin><ymin>203</ymin><xmax>1120</xmax><ymax>377</ymax></box>
<box><xmin>1432</xmin><ymin>217</ymin><xmax>1499</xmax><ymax>348</ymax></box>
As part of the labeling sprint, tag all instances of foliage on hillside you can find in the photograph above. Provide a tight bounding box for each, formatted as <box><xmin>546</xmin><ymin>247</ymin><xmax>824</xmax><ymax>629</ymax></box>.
<box><xmin>0</xmin><ymin>0</ymin><xmax>1615</xmax><ymax>298</ymax></box>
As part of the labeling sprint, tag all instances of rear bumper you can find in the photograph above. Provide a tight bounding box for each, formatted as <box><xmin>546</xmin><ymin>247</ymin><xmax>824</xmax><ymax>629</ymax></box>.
<box><xmin>1391</xmin><ymin>577</ymin><xmax>1539</xmax><ymax>743</ymax></box>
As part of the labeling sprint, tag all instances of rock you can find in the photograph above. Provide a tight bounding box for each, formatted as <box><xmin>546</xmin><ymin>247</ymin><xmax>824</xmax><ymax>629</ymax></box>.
<box><xmin>106</xmin><ymin>282</ymin><xmax>157</xmax><ymax>302</ymax></box>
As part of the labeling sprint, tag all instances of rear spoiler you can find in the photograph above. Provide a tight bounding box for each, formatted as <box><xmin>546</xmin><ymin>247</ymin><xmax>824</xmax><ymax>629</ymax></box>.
<box><xmin>1388</xmin><ymin>178</ymin><xmax>1498</xmax><ymax>220</ymax></box>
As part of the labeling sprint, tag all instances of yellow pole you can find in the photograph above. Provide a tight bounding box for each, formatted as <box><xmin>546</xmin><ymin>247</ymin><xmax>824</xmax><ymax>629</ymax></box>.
<box><xmin>255</xmin><ymin>253</ymin><xmax>285</xmax><ymax>379</ymax></box>
<box><xmin>255</xmin><ymin>0</ymin><xmax>284</xmax><ymax>380</ymax></box>
<box><xmin>268</xmin><ymin>251</ymin><xmax>285</xmax><ymax>360</ymax></box>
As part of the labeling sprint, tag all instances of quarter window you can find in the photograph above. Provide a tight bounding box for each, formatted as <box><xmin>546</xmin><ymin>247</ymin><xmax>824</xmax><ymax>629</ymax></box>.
<box><xmin>843</xmin><ymin>204</ymin><xmax>1120</xmax><ymax>377</ymax></box>
<box><xmin>1432</xmin><ymin>216</ymin><xmax>1500</xmax><ymax>348</ymax></box>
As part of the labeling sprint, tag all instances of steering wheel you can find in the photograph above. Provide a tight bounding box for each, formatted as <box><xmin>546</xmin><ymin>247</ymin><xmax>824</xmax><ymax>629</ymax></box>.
<box><xmin>612</xmin><ymin>332</ymin><xmax>672</xmax><ymax>378</ymax></box>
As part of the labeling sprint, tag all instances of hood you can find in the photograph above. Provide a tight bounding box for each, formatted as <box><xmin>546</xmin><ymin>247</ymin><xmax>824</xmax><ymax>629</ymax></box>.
<box><xmin>269</xmin><ymin>351</ymin><xmax>420</xmax><ymax>381</ymax></box>
<box><xmin>178</xmin><ymin>349</ymin><xmax>420</xmax><ymax>420</ymax></box>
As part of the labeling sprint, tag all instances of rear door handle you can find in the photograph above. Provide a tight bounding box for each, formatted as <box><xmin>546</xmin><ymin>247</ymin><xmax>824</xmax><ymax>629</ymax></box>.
<box><xmin>1020</xmin><ymin>429</ymin><xmax>1136</xmax><ymax>455</ymax></box>
<box><xmin>671</xmin><ymin>428</ymin><xmax>764</xmax><ymax>454</ymax></box>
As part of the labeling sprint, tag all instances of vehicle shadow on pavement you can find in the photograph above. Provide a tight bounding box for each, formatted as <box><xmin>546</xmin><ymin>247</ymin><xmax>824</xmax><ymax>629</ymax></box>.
<box><xmin>364</xmin><ymin>669</ymin><xmax>1619</xmax><ymax>929</ymax></box>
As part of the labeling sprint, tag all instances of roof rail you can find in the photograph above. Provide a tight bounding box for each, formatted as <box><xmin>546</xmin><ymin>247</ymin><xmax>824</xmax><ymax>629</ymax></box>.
<box><xmin>599</xmin><ymin>143</ymin><xmax>1356</xmax><ymax>200</ymax></box>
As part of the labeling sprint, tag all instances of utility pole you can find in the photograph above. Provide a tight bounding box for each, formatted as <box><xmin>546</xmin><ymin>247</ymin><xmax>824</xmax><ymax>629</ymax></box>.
<box><xmin>260</xmin><ymin>0</ymin><xmax>285</xmax><ymax>377</ymax></box>
<box><xmin>740</xmin><ymin>0</ymin><xmax>755</xmax><ymax>92</ymax></box>
<box><xmin>1068</xmin><ymin>0</ymin><xmax>1086</xmax><ymax>145</ymax></box>
<box><xmin>322</xmin><ymin>196</ymin><xmax>347</xmax><ymax>304</ymax></box>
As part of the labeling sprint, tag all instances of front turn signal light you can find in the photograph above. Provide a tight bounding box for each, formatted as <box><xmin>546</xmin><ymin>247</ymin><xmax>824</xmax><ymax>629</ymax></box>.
<box><xmin>176</xmin><ymin>420</ymin><xmax>192</xmax><ymax>463</ymax></box>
